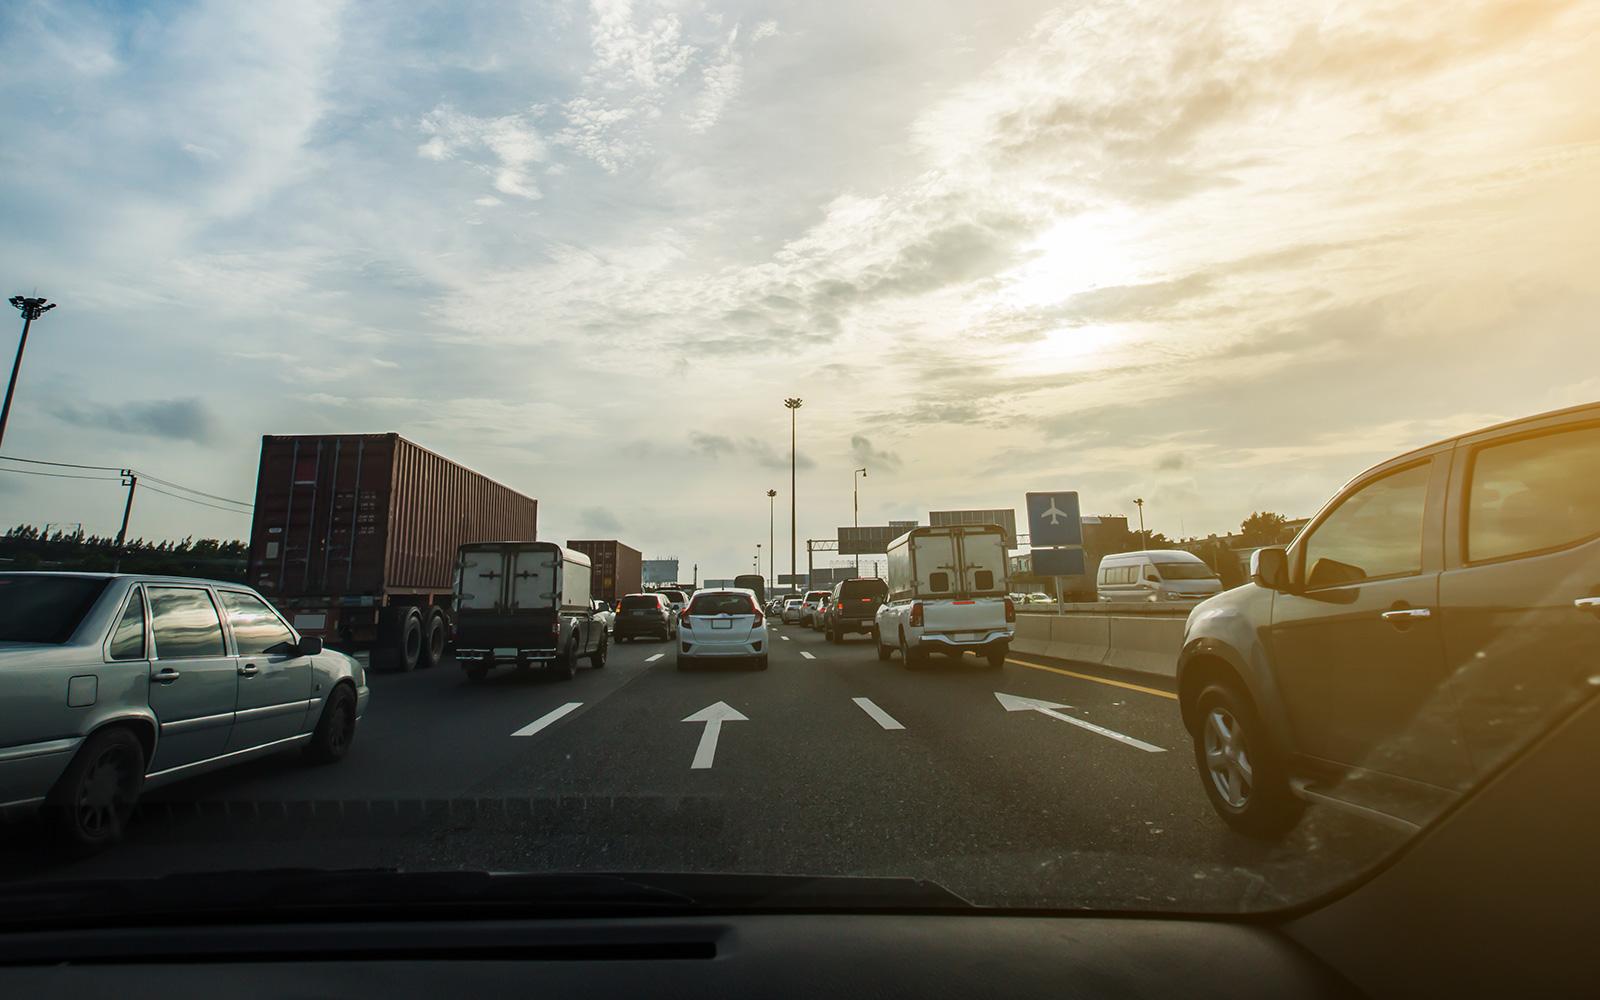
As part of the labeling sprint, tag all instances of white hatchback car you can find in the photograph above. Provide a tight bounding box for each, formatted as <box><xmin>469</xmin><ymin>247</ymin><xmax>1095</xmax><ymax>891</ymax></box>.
<box><xmin>677</xmin><ymin>588</ymin><xmax>768</xmax><ymax>671</ymax></box>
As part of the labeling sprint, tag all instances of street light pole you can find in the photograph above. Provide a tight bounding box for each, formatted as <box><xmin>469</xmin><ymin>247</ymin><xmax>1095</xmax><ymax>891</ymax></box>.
<box><xmin>2</xmin><ymin>296</ymin><xmax>57</xmax><ymax>451</ymax></box>
<box><xmin>766</xmin><ymin>489</ymin><xmax>777</xmax><ymax>589</ymax></box>
<box><xmin>853</xmin><ymin>466</ymin><xmax>867</xmax><ymax>574</ymax></box>
<box><xmin>1134</xmin><ymin>497</ymin><xmax>1147</xmax><ymax>549</ymax></box>
<box><xmin>784</xmin><ymin>398</ymin><xmax>803</xmax><ymax>592</ymax></box>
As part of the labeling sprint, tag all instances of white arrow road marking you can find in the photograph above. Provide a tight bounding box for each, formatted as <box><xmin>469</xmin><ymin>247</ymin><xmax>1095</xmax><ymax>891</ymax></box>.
<box><xmin>683</xmin><ymin>701</ymin><xmax>748</xmax><ymax>769</ymax></box>
<box><xmin>852</xmin><ymin>697</ymin><xmax>904</xmax><ymax>731</ymax></box>
<box><xmin>800</xmin><ymin>651</ymin><xmax>816</xmax><ymax>660</ymax></box>
<box><xmin>511</xmin><ymin>701</ymin><xmax>583</xmax><ymax>737</ymax></box>
<box><xmin>994</xmin><ymin>692</ymin><xmax>1165</xmax><ymax>753</ymax></box>
<box><xmin>645</xmin><ymin>653</ymin><xmax>665</xmax><ymax>662</ymax></box>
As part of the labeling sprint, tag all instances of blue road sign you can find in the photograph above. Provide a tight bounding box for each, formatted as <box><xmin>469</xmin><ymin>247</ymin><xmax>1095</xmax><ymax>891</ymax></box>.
<box><xmin>1031</xmin><ymin>547</ymin><xmax>1086</xmax><ymax>577</ymax></box>
<box><xmin>1026</xmin><ymin>491</ymin><xmax>1082</xmax><ymax>547</ymax></box>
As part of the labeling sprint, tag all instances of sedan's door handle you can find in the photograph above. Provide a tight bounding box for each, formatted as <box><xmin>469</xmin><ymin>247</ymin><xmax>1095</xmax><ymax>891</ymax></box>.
<box><xmin>238</xmin><ymin>662</ymin><xmax>260</xmax><ymax>676</ymax></box>
<box><xmin>1576</xmin><ymin>597</ymin><xmax>1600</xmax><ymax>610</ymax></box>
<box><xmin>1381</xmin><ymin>608</ymin><xmax>1432</xmax><ymax>621</ymax></box>
<box><xmin>152</xmin><ymin>668</ymin><xmax>181</xmax><ymax>684</ymax></box>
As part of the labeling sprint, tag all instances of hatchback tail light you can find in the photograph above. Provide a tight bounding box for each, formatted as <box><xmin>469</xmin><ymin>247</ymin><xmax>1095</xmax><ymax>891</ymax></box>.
<box><xmin>910</xmin><ymin>602</ymin><xmax>923</xmax><ymax>627</ymax></box>
<box><xmin>680</xmin><ymin>609</ymin><xmax>692</xmax><ymax>626</ymax></box>
<box><xmin>1004</xmin><ymin>597</ymin><xmax>1016</xmax><ymax>623</ymax></box>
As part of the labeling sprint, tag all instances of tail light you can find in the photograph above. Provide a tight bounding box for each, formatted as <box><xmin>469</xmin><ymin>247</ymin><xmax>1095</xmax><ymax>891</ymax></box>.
<box><xmin>752</xmin><ymin>612</ymin><xmax>764</xmax><ymax>627</ymax></box>
<box><xmin>910</xmin><ymin>602</ymin><xmax>923</xmax><ymax>627</ymax></box>
<box><xmin>680</xmin><ymin>609</ymin><xmax>692</xmax><ymax>627</ymax></box>
<box><xmin>1004</xmin><ymin>597</ymin><xmax>1016</xmax><ymax>623</ymax></box>
<box><xmin>551</xmin><ymin>622</ymin><xmax>561</xmax><ymax>637</ymax></box>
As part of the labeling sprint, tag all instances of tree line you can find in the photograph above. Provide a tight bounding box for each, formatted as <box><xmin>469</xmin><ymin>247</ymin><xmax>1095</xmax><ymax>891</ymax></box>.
<box><xmin>0</xmin><ymin>524</ymin><xmax>248</xmax><ymax>580</ymax></box>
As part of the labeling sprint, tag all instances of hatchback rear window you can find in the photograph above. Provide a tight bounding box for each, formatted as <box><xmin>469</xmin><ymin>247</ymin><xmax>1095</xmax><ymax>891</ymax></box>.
<box><xmin>619</xmin><ymin>595</ymin><xmax>660</xmax><ymax>610</ymax></box>
<box><xmin>0</xmin><ymin>575</ymin><xmax>110</xmax><ymax>644</ymax></box>
<box><xmin>689</xmin><ymin>593</ymin><xmax>757</xmax><ymax>615</ymax></box>
<box><xmin>840</xmin><ymin>579</ymin><xmax>888</xmax><ymax>600</ymax></box>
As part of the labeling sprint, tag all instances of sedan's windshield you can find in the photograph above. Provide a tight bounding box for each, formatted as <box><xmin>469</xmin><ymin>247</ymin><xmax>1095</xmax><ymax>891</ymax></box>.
<box><xmin>0</xmin><ymin>0</ymin><xmax>1594</xmax><ymax>926</ymax></box>
<box><xmin>0</xmin><ymin>576</ymin><xmax>109</xmax><ymax>644</ymax></box>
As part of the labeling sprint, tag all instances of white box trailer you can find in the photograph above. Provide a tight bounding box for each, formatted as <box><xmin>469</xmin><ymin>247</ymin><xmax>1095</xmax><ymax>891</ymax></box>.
<box><xmin>877</xmin><ymin>525</ymin><xmax>1016</xmax><ymax>669</ymax></box>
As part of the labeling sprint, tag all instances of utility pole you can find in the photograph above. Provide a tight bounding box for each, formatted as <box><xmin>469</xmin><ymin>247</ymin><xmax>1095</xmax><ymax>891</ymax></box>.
<box><xmin>766</xmin><ymin>489</ymin><xmax>777</xmax><ymax>590</ymax></box>
<box><xmin>1134</xmin><ymin>497</ymin><xmax>1147</xmax><ymax>549</ymax></box>
<box><xmin>784</xmin><ymin>398</ymin><xmax>802</xmax><ymax>592</ymax></box>
<box><xmin>2</xmin><ymin>295</ymin><xmax>57</xmax><ymax>451</ymax></box>
<box><xmin>853</xmin><ymin>466</ymin><xmax>867</xmax><ymax>575</ymax></box>
<box><xmin>113</xmin><ymin>470</ymin><xmax>138</xmax><ymax>573</ymax></box>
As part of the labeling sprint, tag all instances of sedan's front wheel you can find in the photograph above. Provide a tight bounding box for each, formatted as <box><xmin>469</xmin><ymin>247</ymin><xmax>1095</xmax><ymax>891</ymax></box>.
<box><xmin>1192</xmin><ymin>682</ymin><xmax>1302</xmax><ymax>839</ymax></box>
<box><xmin>49</xmin><ymin>727</ymin><xmax>146</xmax><ymax>852</ymax></box>
<box><xmin>305</xmin><ymin>684</ymin><xmax>358</xmax><ymax>764</ymax></box>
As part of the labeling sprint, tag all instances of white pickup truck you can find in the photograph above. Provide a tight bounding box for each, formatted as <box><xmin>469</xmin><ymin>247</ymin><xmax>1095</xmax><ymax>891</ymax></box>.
<box><xmin>874</xmin><ymin>524</ymin><xmax>1016</xmax><ymax>669</ymax></box>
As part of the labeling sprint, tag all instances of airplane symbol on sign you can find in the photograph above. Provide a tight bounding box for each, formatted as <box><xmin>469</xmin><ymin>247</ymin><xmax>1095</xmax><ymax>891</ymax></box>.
<box><xmin>1041</xmin><ymin>497</ymin><xmax>1070</xmax><ymax>525</ymax></box>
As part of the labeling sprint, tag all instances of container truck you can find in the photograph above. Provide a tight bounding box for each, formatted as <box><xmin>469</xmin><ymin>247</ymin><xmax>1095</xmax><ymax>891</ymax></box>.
<box><xmin>452</xmin><ymin>542</ymin><xmax>606</xmax><ymax>681</ymax></box>
<box><xmin>245</xmin><ymin>433</ymin><xmax>539</xmax><ymax>672</ymax></box>
<box><xmin>874</xmin><ymin>524</ymin><xmax>1016</xmax><ymax>669</ymax></box>
<box><xmin>566</xmin><ymin>539</ymin><xmax>643</xmax><ymax>606</ymax></box>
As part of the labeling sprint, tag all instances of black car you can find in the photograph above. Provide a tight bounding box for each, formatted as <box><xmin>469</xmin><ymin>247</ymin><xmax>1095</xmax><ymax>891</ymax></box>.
<box><xmin>823</xmin><ymin>577</ymin><xmax>889</xmax><ymax>643</ymax></box>
<box><xmin>613</xmin><ymin>593</ymin><xmax>676</xmax><ymax>642</ymax></box>
<box><xmin>1177</xmin><ymin>401</ymin><xmax>1600</xmax><ymax>838</ymax></box>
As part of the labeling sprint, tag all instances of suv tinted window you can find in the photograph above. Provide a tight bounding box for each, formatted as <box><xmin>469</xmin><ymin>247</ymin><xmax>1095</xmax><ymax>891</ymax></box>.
<box><xmin>148</xmin><ymin>587</ymin><xmax>226</xmax><ymax>659</ymax></box>
<box><xmin>620</xmin><ymin>595</ymin><xmax>660</xmax><ymax>610</ymax></box>
<box><xmin>0</xmin><ymin>575</ymin><xmax>109</xmax><ymax>644</ymax></box>
<box><xmin>1302</xmin><ymin>462</ymin><xmax>1431</xmax><ymax>588</ymax></box>
<box><xmin>840</xmin><ymin>579</ymin><xmax>888</xmax><ymax>600</ymax></box>
<box><xmin>1467</xmin><ymin>423</ymin><xmax>1600</xmax><ymax>562</ymax></box>
<box><xmin>220</xmin><ymin>591</ymin><xmax>296</xmax><ymax>655</ymax></box>
<box><xmin>109</xmin><ymin>587</ymin><xmax>147</xmax><ymax>660</ymax></box>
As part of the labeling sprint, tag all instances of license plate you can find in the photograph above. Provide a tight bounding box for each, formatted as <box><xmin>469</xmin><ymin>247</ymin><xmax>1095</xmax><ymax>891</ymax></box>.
<box><xmin>711</xmin><ymin>620</ymin><xmax>733</xmax><ymax>629</ymax></box>
<box><xmin>630</xmin><ymin>610</ymin><xmax>650</xmax><ymax>616</ymax></box>
<box><xmin>494</xmin><ymin>647</ymin><xmax>516</xmax><ymax>657</ymax></box>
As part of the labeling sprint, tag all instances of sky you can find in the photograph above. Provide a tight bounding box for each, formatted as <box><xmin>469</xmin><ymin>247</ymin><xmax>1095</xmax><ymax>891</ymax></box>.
<box><xmin>1</xmin><ymin>0</ymin><xmax>1597</xmax><ymax>580</ymax></box>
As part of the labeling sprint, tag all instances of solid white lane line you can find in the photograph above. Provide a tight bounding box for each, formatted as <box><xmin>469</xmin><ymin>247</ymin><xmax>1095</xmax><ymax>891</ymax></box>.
<box><xmin>511</xmin><ymin>702</ymin><xmax>583</xmax><ymax>737</ymax></box>
<box><xmin>683</xmin><ymin>701</ymin><xmax>748</xmax><ymax>769</ymax></box>
<box><xmin>646</xmin><ymin>653</ymin><xmax>664</xmax><ymax>662</ymax></box>
<box><xmin>852</xmin><ymin>697</ymin><xmax>904</xmax><ymax>731</ymax></box>
<box><xmin>994</xmin><ymin>692</ymin><xmax>1165</xmax><ymax>753</ymax></box>
<box><xmin>800</xmin><ymin>651</ymin><xmax>816</xmax><ymax>660</ymax></box>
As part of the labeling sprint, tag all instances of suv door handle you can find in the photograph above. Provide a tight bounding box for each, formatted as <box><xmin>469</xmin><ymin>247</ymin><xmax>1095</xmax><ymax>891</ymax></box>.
<box><xmin>238</xmin><ymin>662</ymin><xmax>260</xmax><ymax>676</ymax></box>
<box><xmin>152</xmin><ymin>668</ymin><xmax>181</xmax><ymax>684</ymax></box>
<box><xmin>1381</xmin><ymin>608</ymin><xmax>1432</xmax><ymax>621</ymax></box>
<box><xmin>1575</xmin><ymin>597</ymin><xmax>1600</xmax><ymax>610</ymax></box>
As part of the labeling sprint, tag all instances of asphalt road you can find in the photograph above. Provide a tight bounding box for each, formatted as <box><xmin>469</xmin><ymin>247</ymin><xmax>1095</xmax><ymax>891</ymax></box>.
<box><xmin>0</xmin><ymin>623</ymin><xmax>1404</xmax><ymax>911</ymax></box>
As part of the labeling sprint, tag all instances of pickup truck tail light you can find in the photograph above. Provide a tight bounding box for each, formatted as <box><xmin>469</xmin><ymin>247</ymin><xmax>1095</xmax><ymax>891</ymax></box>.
<box><xmin>1004</xmin><ymin>597</ymin><xmax>1016</xmax><ymax>623</ymax></box>
<box><xmin>551</xmin><ymin>622</ymin><xmax>561</xmax><ymax>637</ymax></box>
<box><xmin>910</xmin><ymin>602</ymin><xmax>923</xmax><ymax>627</ymax></box>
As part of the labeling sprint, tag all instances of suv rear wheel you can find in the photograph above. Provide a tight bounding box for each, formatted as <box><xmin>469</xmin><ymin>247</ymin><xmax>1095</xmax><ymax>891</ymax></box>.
<box><xmin>1192</xmin><ymin>681</ymin><xmax>1302</xmax><ymax>838</ymax></box>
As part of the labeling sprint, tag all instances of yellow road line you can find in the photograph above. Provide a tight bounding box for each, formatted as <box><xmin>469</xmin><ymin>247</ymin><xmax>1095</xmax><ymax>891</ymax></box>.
<box><xmin>1006</xmin><ymin>657</ymin><xmax>1178</xmax><ymax>700</ymax></box>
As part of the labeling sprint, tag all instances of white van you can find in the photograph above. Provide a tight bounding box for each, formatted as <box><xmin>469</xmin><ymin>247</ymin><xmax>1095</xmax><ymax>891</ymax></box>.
<box><xmin>1096</xmin><ymin>549</ymin><xmax>1223</xmax><ymax>602</ymax></box>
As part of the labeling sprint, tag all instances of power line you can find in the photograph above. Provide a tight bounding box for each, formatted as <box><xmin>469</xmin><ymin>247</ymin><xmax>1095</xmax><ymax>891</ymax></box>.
<box><xmin>0</xmin><ymin>453</ymin><xmax>121</xmax><ymax>472</ymax></box>
<box><xmin>0</xmin><ymin>466</ymin><xmax>121</xmax><ymax>482</ymax></box>
<box><xmin>138</xmin><ymin>483</ymin><xmax>254</xmax><ymax>515</ymax></box>
<box><xmin>130</xmin><ymin>471</ymin><xmax>251</xmax><ymax>509</ymax></box>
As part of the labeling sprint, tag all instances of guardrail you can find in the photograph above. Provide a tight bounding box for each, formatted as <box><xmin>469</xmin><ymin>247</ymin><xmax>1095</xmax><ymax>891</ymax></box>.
<box><xmin>1010</xmin><ymin>607</ymin><xmax>1189</xmax><ymax>679</ymax></box>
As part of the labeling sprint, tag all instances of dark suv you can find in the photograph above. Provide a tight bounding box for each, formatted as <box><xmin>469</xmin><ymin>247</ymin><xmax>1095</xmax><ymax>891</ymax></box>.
<box><xmin>1178</xmin><ymin>402</ymin><xmax>1600</xmax><ymax>838</ymax></box>
<box><xmin>824</xmin><ymin>577</ymin><xmax>889</xmax><ymax>643</ymax></box>
<box><xmin>613</xmin><ymin>593</ymin><xmax>676</xmax><ymax>642</ymax></box>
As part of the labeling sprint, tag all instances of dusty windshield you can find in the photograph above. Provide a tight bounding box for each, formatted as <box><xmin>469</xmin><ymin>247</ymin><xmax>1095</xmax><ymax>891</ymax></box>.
<box><xmin>0</xmin><ymin>0</ymin><xmax>1596</xmax><ymax>917</ymax></box>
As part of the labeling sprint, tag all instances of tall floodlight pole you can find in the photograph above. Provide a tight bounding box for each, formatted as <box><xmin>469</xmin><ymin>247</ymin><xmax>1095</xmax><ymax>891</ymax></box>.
<box><xmin>784</xmin><ymin>398</ymin><xmax>803</xmax><ymax>591</ymax></box>
<box><xmin>766</xmin><ymin>489</ymin><xmax>777</xmax><ymax>589</ymax></box>
<box><xmin>1134</xmin><ymin>497</ymin><xmax>1147</xmax><ymax>548</ymax></box>
<box><xmin>853</xmin><ymin>467</ymin><xmax>867</xmax><ymax>574</ymax></box>
<box><xmin>2</xmin><ymin>296</ymin><xmax>57</xmax><ymax>450</ymax></box>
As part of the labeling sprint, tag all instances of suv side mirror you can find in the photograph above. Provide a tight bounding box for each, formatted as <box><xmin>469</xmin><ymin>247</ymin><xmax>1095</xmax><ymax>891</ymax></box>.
<box><xmin>297</xmin><ymin>634</ymin><xmax>324</xmax><ymax>656</ymax></box>
<box><xmin>1250</xmin><ymin>547</ymin><xmax>1291</xmax><ymax>591</ymax></box>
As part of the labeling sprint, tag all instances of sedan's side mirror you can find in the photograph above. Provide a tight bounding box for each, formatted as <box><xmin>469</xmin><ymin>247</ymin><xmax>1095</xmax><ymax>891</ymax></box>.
<box><xmin>296</xmin><ymin>635</ymin><xmax>324</xmax><ymax>656</ymax></box>
<box><xmin>1250</xmin><ymin>547</ymin><xmax>1291</xmax><ymax>591</ymax></box>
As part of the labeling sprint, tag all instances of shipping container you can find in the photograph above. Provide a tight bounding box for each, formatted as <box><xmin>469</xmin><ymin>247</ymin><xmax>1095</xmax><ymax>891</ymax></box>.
<box><xmin>246</xmin><ymin>433</ymin><xmax>538</xmax><ymax>670</ymax></box>
<box><xmin>566</xmin><ymin>539</ymin><xmax>643</xmax><ymax>605</ymax></box>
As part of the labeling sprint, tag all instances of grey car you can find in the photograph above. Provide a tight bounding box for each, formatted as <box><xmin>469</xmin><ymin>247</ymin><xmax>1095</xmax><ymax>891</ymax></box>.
<box><xmin>0</xmin><ymin>573</ymin><xmax>370</xmax><ymax>850</ymax></box>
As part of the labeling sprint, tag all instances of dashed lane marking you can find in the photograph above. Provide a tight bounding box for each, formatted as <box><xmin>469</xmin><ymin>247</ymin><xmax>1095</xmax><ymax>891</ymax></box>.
<box><xmin>646</xmin><ymin>653</ymin><xmax>665</xmax><ymax>662</ymax></box>
<box><xmin>511</xmin><ymin>702</ymin><xmax>583</xmax><ymax>737</ymax></box>
<box><xmin>852</xmin><ymin>697</ymin><xmax>905</xmax><ymax>730</ymax></box>
<box><xmin>800</xmin><ymin>651</ymin><xmax>816</xmax><ymax>660</ymax></box>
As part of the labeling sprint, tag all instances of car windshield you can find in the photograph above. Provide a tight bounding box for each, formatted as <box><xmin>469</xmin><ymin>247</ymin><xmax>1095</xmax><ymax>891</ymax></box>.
<box><xmin>0</xmin><ymin>0</ymin><xmax>1594</xmax><ymax>926</ymax></box>
<box><xmin>689</xmin><ymin>593</ymin><xmax>755</xmax><ymax>615</ymax></box>
<box><xmin>0</xmin><ymin>575</ymin><xmax>109</xmax><ymax>644</ymax></box>
<box><xmin>1153</xmin><ymin>562</ymin><xmax>1217</xmax><ymax>581</ymax></box>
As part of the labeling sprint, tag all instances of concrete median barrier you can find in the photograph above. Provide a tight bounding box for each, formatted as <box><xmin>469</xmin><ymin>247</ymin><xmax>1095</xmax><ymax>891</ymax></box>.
<box><xmin>1045</xmin><ymin>615</ymin><xmax>1111</xmax><ymax>665</ymax></box>
<box><xmin>1011</xmin><ymin>614</ymin><xmax>1053</xmax><ymax>657</ymax></box>
<box><xmin>1006</xmin><ymin>610</ymin><xmax>1186</xmax><ymax>679</ymax></box>
<box><xmin>1102</xmin><ymin>615</ymin><xmax>1186</xmax><ymax>678</ymax></box>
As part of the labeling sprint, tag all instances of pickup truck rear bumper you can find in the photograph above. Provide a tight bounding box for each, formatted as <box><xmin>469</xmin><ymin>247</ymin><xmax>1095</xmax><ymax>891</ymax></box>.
<box><xmin>916</xmin><ymin>629</ymin><xmax>1014</xmax><ymax>653</ymax></box>
<box><xmin>455</xmin><ymin>647</ymin><xmax>558</xmax><ymax>666</ymax></box>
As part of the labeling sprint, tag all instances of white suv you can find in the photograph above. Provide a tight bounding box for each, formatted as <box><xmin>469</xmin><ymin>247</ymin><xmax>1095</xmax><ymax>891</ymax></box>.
<box><xmin>677</xmin><ymin>589</ymin><xmax>769</xmax><ymax>671</ymax></box>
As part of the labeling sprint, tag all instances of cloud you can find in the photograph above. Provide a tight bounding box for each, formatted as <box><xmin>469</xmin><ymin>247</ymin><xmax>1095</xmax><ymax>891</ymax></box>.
<box><xmin>850</xmin><ymin>435</ymin><xmax>902</xmax><ymax>472</ymax></box>
<box><xmin>578</xmin><ymin>505</ymin><xmax>623</xmax><ymax>533</ymax></box>
<box><xmin>418</xmin><ymin>105</ymin><xmax>547</xmax><ymax>200</ymax></box>
<box><xmin>48</xmin><ymin>398</ymin><xmax>219</xmax><ymax>444</ymax></box>
<box><xmin>1156</xmin><ymin>453</ymin><xmax>1186</xmax><ymax>472</ymax></box>
<box><xmin>690</xmin><ymin>432</ymin><xmax>813</xmax><ymax>470</ymax></box>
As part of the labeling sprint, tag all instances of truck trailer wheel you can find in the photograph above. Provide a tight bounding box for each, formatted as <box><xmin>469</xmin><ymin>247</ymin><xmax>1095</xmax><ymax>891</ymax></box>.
<box><xmin>419</xmin><ymin>607</ymin><xmax>447</xmax><ymax>669</ymax></box>
<box><xmin>373</xmin><ymin>606</ymin><xmax>423</xmax><ymax>673</ymax></box>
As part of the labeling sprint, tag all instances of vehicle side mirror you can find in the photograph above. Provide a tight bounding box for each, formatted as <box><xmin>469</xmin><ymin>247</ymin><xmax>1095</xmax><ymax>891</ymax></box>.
<box><xmin>296</xmin><ymin>635</ymin><xmax>324</xmax><ymax>656</ymax></box>
<box><xmin>1250</xmin><ymin>547</ymin><xmax>1291</xmax><ymax>592</ymax></box>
